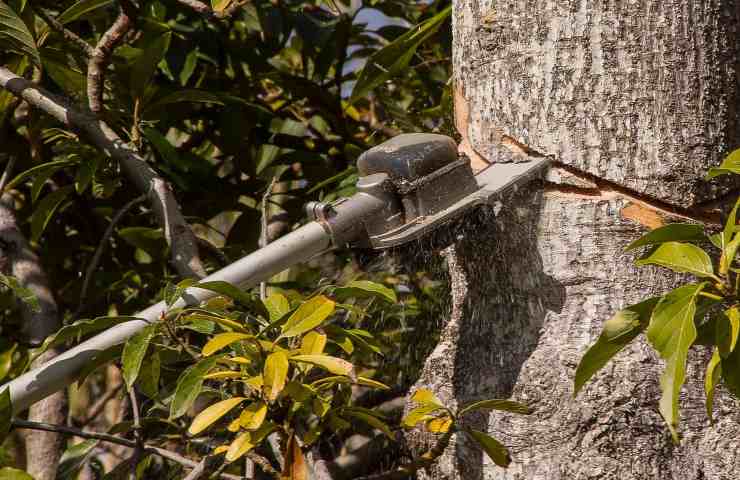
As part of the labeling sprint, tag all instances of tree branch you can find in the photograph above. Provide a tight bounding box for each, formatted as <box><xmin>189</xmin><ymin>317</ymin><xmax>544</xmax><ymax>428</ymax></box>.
<box><xmin>174</xmin><ymin>0</ymin><xmax>248</xmax><ymax>19</ymax></box>
<box><xmin>11</xmin><ymin>419</ymin><xmax>243</xmax><ymax>480</ymax></box>
<box><xmin>87</xmin><ymin>5</ymin><xmax>135</xmax><ymax>114</ymax></box>
<box><xmin>35</xmin><ymin>7</ymin><xmax>94</xmax><ymax>58</ymax></box>
<box><xmin>0</xmin><ymin>66</ymin><xmax>207</xmax><ymax>279</ymax></box>
<box><xmin>353</xmin><ymin>431</ymin><xmax>454</xmax><ymax>480</ymax></box>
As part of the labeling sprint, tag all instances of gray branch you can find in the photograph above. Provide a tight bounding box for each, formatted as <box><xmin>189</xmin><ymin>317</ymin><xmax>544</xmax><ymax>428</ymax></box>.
<box><xmin>0</xmin><ymin>67</ymin><xmax>206</xmax><ymax>279</ymax></box>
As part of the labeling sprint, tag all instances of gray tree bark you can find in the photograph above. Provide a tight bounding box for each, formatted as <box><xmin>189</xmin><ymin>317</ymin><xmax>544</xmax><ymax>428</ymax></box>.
<box><xmin>408</xmin><ymin>1</ymin><xmax>740</xmax><ymax>479</ymax></box>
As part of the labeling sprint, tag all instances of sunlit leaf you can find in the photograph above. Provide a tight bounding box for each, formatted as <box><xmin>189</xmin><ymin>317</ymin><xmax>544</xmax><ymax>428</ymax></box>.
<box><xmin>465</xmin><ymin>429</ymin><xmax>511</xmax><ymax>467</ymax></box>
<box><xmin>0</xmin><ymin>467</ymin><xmax>34</xmax><ymax>479</ymax></box>
<box><xmin>281</xmin><ymin>295</ymin><xmax>335</xmax><ymax>338</ymax></box>
<box><xmin>300</xmin><ymin>331</ymin><xmax>327</xmax><ymax>356</ymax></box>
<box><xmin>411</xmin><ymin>388</ymin><xmax>443</xmax><ymax>407</ymax></box>
<box><xmin>459</xmin><ymin>399</ymin><xmax>532</xmax><ymax>416</ymax></box>
<box><xmin>705</xmin><ymin>348</ymin><xmax>722</xmax><ymax>421</ymax></box>
<box><xmin>202</xmin><ymin>332</ymin><xmax>253</xmax><ymax>357</ymax></box>
<box><xmin>707</xmin><ymin>148</ymin><xmax>740</xmax><ymax>178</ymax></box>
<box><xmin>334</xmin><ymin>280</ymin><xmax>397</xmax><ymax>303</ymax></box>
<box><xmin>188</xmin><ymin>397</ymin><xmax>246</xmax><ymax>435</ymax></box>
<box><xmin>402</xmin><ymin>403</ymin><xmax>442</xmax><ymax>428</ymax></box>
<box><xmin>239</xmin><ymin>402</ymin><xmax>267</xmax><ymax>430</ymax></box>
<box><xmin>625</xmin><ymin>223</ymin><xmax>705</xmax><ymax>251</ymax></box>
<box><xmin>635</xmin><ymin>242</ymin><xmax>716</xmax><ymax>279</ymax></box>
<box><xmin>264</xmin><ymin>293</ymin><xmax>290</xmax><ymax>323</ymax></box>
<box><xmin>647</xmin><ymin>283</ymin><xmax>706</xmax><ymax>442</ymax></box>
<box><xmin>290</xmin><ymin>354</ymin><xmax>353</xmax><ymax>376</ymax></box>
<box><xmin>426</xmin><ymin>416</ymin><xmax>452</xmax><ymax>433</ymax></box>
<box><xmin>264</xmin><ymin>351</ymin><xmax>289</xmax><ymax>401</ymax></box>
<box><xmin>574</xmin><ymin>298</ymin><xmax>659</xmax><ymax>395</ymax></box>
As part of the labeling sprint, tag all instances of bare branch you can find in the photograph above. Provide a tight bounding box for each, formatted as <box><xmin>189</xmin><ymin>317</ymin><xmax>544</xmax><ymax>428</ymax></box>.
<box><xmin>77</xmin><ymin>194</ymin><xmax>147</xmax><ymax>315</ymax></box>
<box><xmin>0</xmin><ymin>66</ymin><xmax>207</xmax><ymax>278</ymax></box>
<box><xmin>11</xmin><ymin>419</ymin><xmax>243</xmax><ymax>480</ymax></box>
<box><xmin>87</xmin><ymin>6</ymin><xmax>135</xmax><ymax>114</ymax></box>
<box><xmin>174</xmin><ymin>0</ymin><xmax>248</xmax><ymax>19</ymax></box>
<box><xmin>35</xmin><ymin>8</ymin><xmax>94</xmax><ymax>58</ymax></box>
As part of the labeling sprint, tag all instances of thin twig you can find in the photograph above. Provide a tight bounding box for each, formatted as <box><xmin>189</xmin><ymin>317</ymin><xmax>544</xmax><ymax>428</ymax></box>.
<box><xmin>76</xmin><ymin>383</ymin><xmax>123</xmax><ymax>427</ymax></box>
<box><xmin>174</xmin><ymin>0</ymin><xmax>248</xmax><ymax>19</ymax></box>
<box><xmin>127</xmin><ymin>388</ymin><xmax>143</xmax><ymax>480</ymax></box>
<box><xmin>247</xmin><ymin>452</ymin><xmax>280</xmax><ymax>478</ymax></box>
<box><xmin>76</xmin><ymin>194</ymin><xmax>147</xmax><ymax>316</ymax></box>
<box><xmin>88</xmin><ymin>6</ymin><xmax>135</xmax><ymax>114</ymax></box>
<box><xmin>259</xmin><ymin>176</ymin><xmax>278</xmax><ymax>300</ymax></box>
<box><xmin>182</xmin><ymin>459</ymin><xmax>207</xmax><ymax>480</ymax></box>
<box><xmin>0</xmin><ymin>66</ymin><xmax>207</xmax><ymax>279</ymax></box>
<box><xmin>11</xmin><ymin>419</ymin><xmax>243</xmax><ymax>480</ymax></box>
<box><xmin>35</xmin><ymin>7</ymin><xmax>94</xmax><ymax>58</ymax></box>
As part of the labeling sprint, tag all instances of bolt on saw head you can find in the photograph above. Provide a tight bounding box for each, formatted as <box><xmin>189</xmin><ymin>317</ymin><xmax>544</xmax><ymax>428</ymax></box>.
<box><xmin>306</xmin><ymin>133</ymin><xmax>549</xmax><ymax>249</ymax></box>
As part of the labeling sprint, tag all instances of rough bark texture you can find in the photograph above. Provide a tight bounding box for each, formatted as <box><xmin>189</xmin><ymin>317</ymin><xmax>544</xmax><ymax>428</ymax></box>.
<box><xmin>408</xmin><ymin>1</ymin><xmax>740</xmax><ymax>479</ymax></box>
<box><xmin>454</xmin><ymin>0</ymin><xmax>740</xmax><ymax>205</ymax></box>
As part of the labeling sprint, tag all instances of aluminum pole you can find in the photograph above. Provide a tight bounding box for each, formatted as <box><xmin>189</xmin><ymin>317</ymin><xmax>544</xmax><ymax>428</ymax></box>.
<box><xmin>5</xmin><ymin>221</ymin><xmax>331</xmax><ymax>413</ymax></box>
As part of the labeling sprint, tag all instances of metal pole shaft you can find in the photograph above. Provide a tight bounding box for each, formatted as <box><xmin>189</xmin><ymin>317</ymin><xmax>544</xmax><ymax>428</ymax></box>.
<box><xmin>6</xmin><ymin>221</ymin><xmax>331</xmax><ymax>412</ymax></box>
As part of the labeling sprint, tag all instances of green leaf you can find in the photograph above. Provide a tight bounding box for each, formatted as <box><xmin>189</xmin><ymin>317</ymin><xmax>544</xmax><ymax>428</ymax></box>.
<box><xmin>263</xmin><ymin>351</ymin><xmax>289</xmax><ymax>401</ymax></box>
<box><xmin>0</xmin><ymin>388</ymin><xmax>11</xmax><ymax>443</ymax></box>
<box><xmin>646</xmin><ymin>283</ymin><xmax>706</xmax><ymax>442</ymax></box>
<box><xmin>410</xmin><ymin>388</ymin><xmax>443</xmax><ymax>407</ymax></box>
<box><xmin>281</xmin><ymin>295</ymin><xmax>335</xmax><ymax>338</ymax></box>
<box><xmin>5</xmin><ymin>160</ymin><xmax>75</xmax><ymax>191</ymax></box>
<box><xmin>75</xmin><ymin>157</ymin><xmax>100</xmax><ymax>194</ymax></box>
<box><xmin>163</xmin><ymin>278</ymin><xmax>198</xmax><ymax>307</ymax></box>
<box><xmin>402</xmin><ymin>403</ymin><xmax>441</xmax><ymax>428</ymax></box>
<box><xmin>0</xmin><ymin>1</ymin><xmax>40</xmax><ymax>67</ymax></box>
<box><xmin>170</xmin><ymin>355</ymin><xmax>220</xmax><ymax>419</ymax></box>
<box><xmin>717</xmin><ymin>307</ymin><xmax>740</xmax><ymax>358</ymax></box>
<box><xmin>31</xmin><ymin>185</ymin><xmax>73</xmax><ymax>242</ymax></box>
<box><xmin>573</xmin><ymin>298</ymin><xmax>659</xmax><ymax>395</ymax></box>
<box><xmin>705</xmin><ymin>348</ymin><xmax>722</xmax><ymax>421</ymax></box>
<box><xmin>58</xmin><ymin>439</ymin><xmax>98</xmax><ymax>479</ymax></box>
<box><xmin>263</xmin><ymin>293</ymin><xmax>290</xmax><ymax>323</ymax></box>
<box><xmin>57</xmin><ymin>0</ymin><xmax>114</xmax><ymax>25</ymax></box>
<box><xmin>138</xmin><ymin>351</ymin><xmax>160</xmax><ymax>398</ymax></box>
<box><xmin>635</xmin><ymin>242</ymin><xmax>716</xmax><ymax>279</ymax></box>
<box><xmin>202</xmin><ymin>332</ymin><xmax>253</xmax><ymax>356</ymax></box>
<box><xmin>188</xmin><ymin>397</ymin><xmax>246</xmax><ymax>435</ymax></box>
<box><xmin>349</xmin><ymin>6</ymin><xmax>451</xmax><ymax>103</ymax></box>
<box><xmin>37</xmin><ymin>316</ymin><xmax>135</xmax><ymax>354</ymax></box>
<box><xmin>625</xmin><ymin>223</ymin><xmax>705</xmax><ymax>251</ymax></box>
<box><xmin>290</xmin><ymin>354</ymin><xmax>354</xmax><ymax>376</ymax></box>
<box><xmin>0</xmin><ymin>467</ymin><xmax>34</xmax><ymax>480</ymax></box>
<box><xmin>706</xmin><ymin>148</ymin><xmax>740</xmax><ymax>178</ymax></box>
<box><xmin>341</xmin><ymin>408</ymin><xmax>394</xmax><ymax>438</ymax></box>
<box><xmin>121</xmin><ymin>323</ymin><xmax>157</xmax><ymax>388</ymax></box>
<box><xmin>0</xmin><ymin>273</ymin><xmax>39</xmax><ymax>312</ymax></box>
<box><xmin>194</xmin><ymin>281</ymin><xmax>267</xmax><ymax>317</ymax></box>
<box><xmin>144</xmin><ymin>89</ymin><xmax>224</xmax><ymax>112</ymax></box>
<box><xmin>130</xmin><ymin>31</ymin><xmax>171</xmax><ymax>99</ymax></box>
<box><xmin>465</xmin><ymin>429</ymin><xmax>511</xmax><ymax>468</ymax></box>
<box><xmin>334</xmin><ymin>280</ymin><xmax>397</xmax><ymax>303</ymax></box>
<box><xmin>459</xmin><ymin>399</ymin><xmax>532</xmax><ymax>416</ymax></box>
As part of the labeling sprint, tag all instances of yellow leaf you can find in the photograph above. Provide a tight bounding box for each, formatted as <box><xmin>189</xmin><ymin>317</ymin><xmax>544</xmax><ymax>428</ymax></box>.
<box><xmin>244</xmin><ymin>375</ymin><xmax>264</xmax><ymax>391</ymax></box>
<box><xmin>187</xmin><ymin>313</ymin><xmax>248</xmax><ymax>333</ymax></box>
<box><xmin>211</xmin><ymin>0</ymin><xmax>233</xmax><ymax>12</ymax></box>
<box><xmin>225</xmin><ymin>432</ymin><xmax>255</xmax><ymax>462</ymax></box>
<box><xmin>426</xmin><ymin>416</ymin><xmax>453</xmax><ymax>433</ymax></box>
<box><xmin>204</xmin><ymin>371</ymin><xmax>242</xmax><ymax>380</ymax></box>
<box><xmin>239</xmin><ymin>402</ymin><xmax>268</xmax><ymax>430</ymax></box>
<box><xmin>202</xmin><ymin>332</ymin><xmax>253</xmax><ymax>356</ymax></box>
<box><xmin>225</xmin><ymin>356</ymin><xmax>251</xmax><ymax>365</ymax></box>
<box><xmin>411</xmin><ymin>388</ymin><xmax>443</xmax><ymax>407</ymax></box>
<box><xmin>290</xmin><ymin>355</ymin><xmax>354</xmax><ymax>377</ymax></box>
<box><xmin>213</xmin><ymin>445</ymin><xmax>229</xmax><ymax>455</ymax></box>
<box><xmin>227</xmin><ymin>417</ymin><xmax>240</xmax><ymax>432</ymax></box>
<box><xmin>300</xmin><ymin>331</ymin><xmax>327</xmax><ymax>356</ymax></box>
<box><xmin>264</xmin><ymin>292</ymin><xmax>291</xmax><ymax>322</ymax></box>
<box><xmin>264</xmin><ymin>351</ymin><xmax>289</xmax><ymax>401</ymax></box>
<box><xmin>281</xmin><ymin>435</ymin><xmax>308</xmax><ymax>480</ymax></box>
<box><xmin>188</xmin><ymin>397</ymin><xmax>246</xmax><ymax>435</ymax></box>
<box><xmin>281</xmin><ymin>296</ymin><xmax>335</xmax><ymax>338</ymax></box>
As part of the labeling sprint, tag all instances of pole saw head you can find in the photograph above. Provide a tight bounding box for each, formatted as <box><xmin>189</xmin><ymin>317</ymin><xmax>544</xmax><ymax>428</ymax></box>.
<box><xmin>307</xmin><ymin>133</ymin><xmax>549</xmax><ymax>249</ymax></box>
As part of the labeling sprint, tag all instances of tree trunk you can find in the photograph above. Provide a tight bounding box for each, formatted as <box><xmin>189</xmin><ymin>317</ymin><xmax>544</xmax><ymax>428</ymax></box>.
<box><xmin>409</xmin><ymin>1</ymin><xmax>740</xmax><ymax>479</ymax></box>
